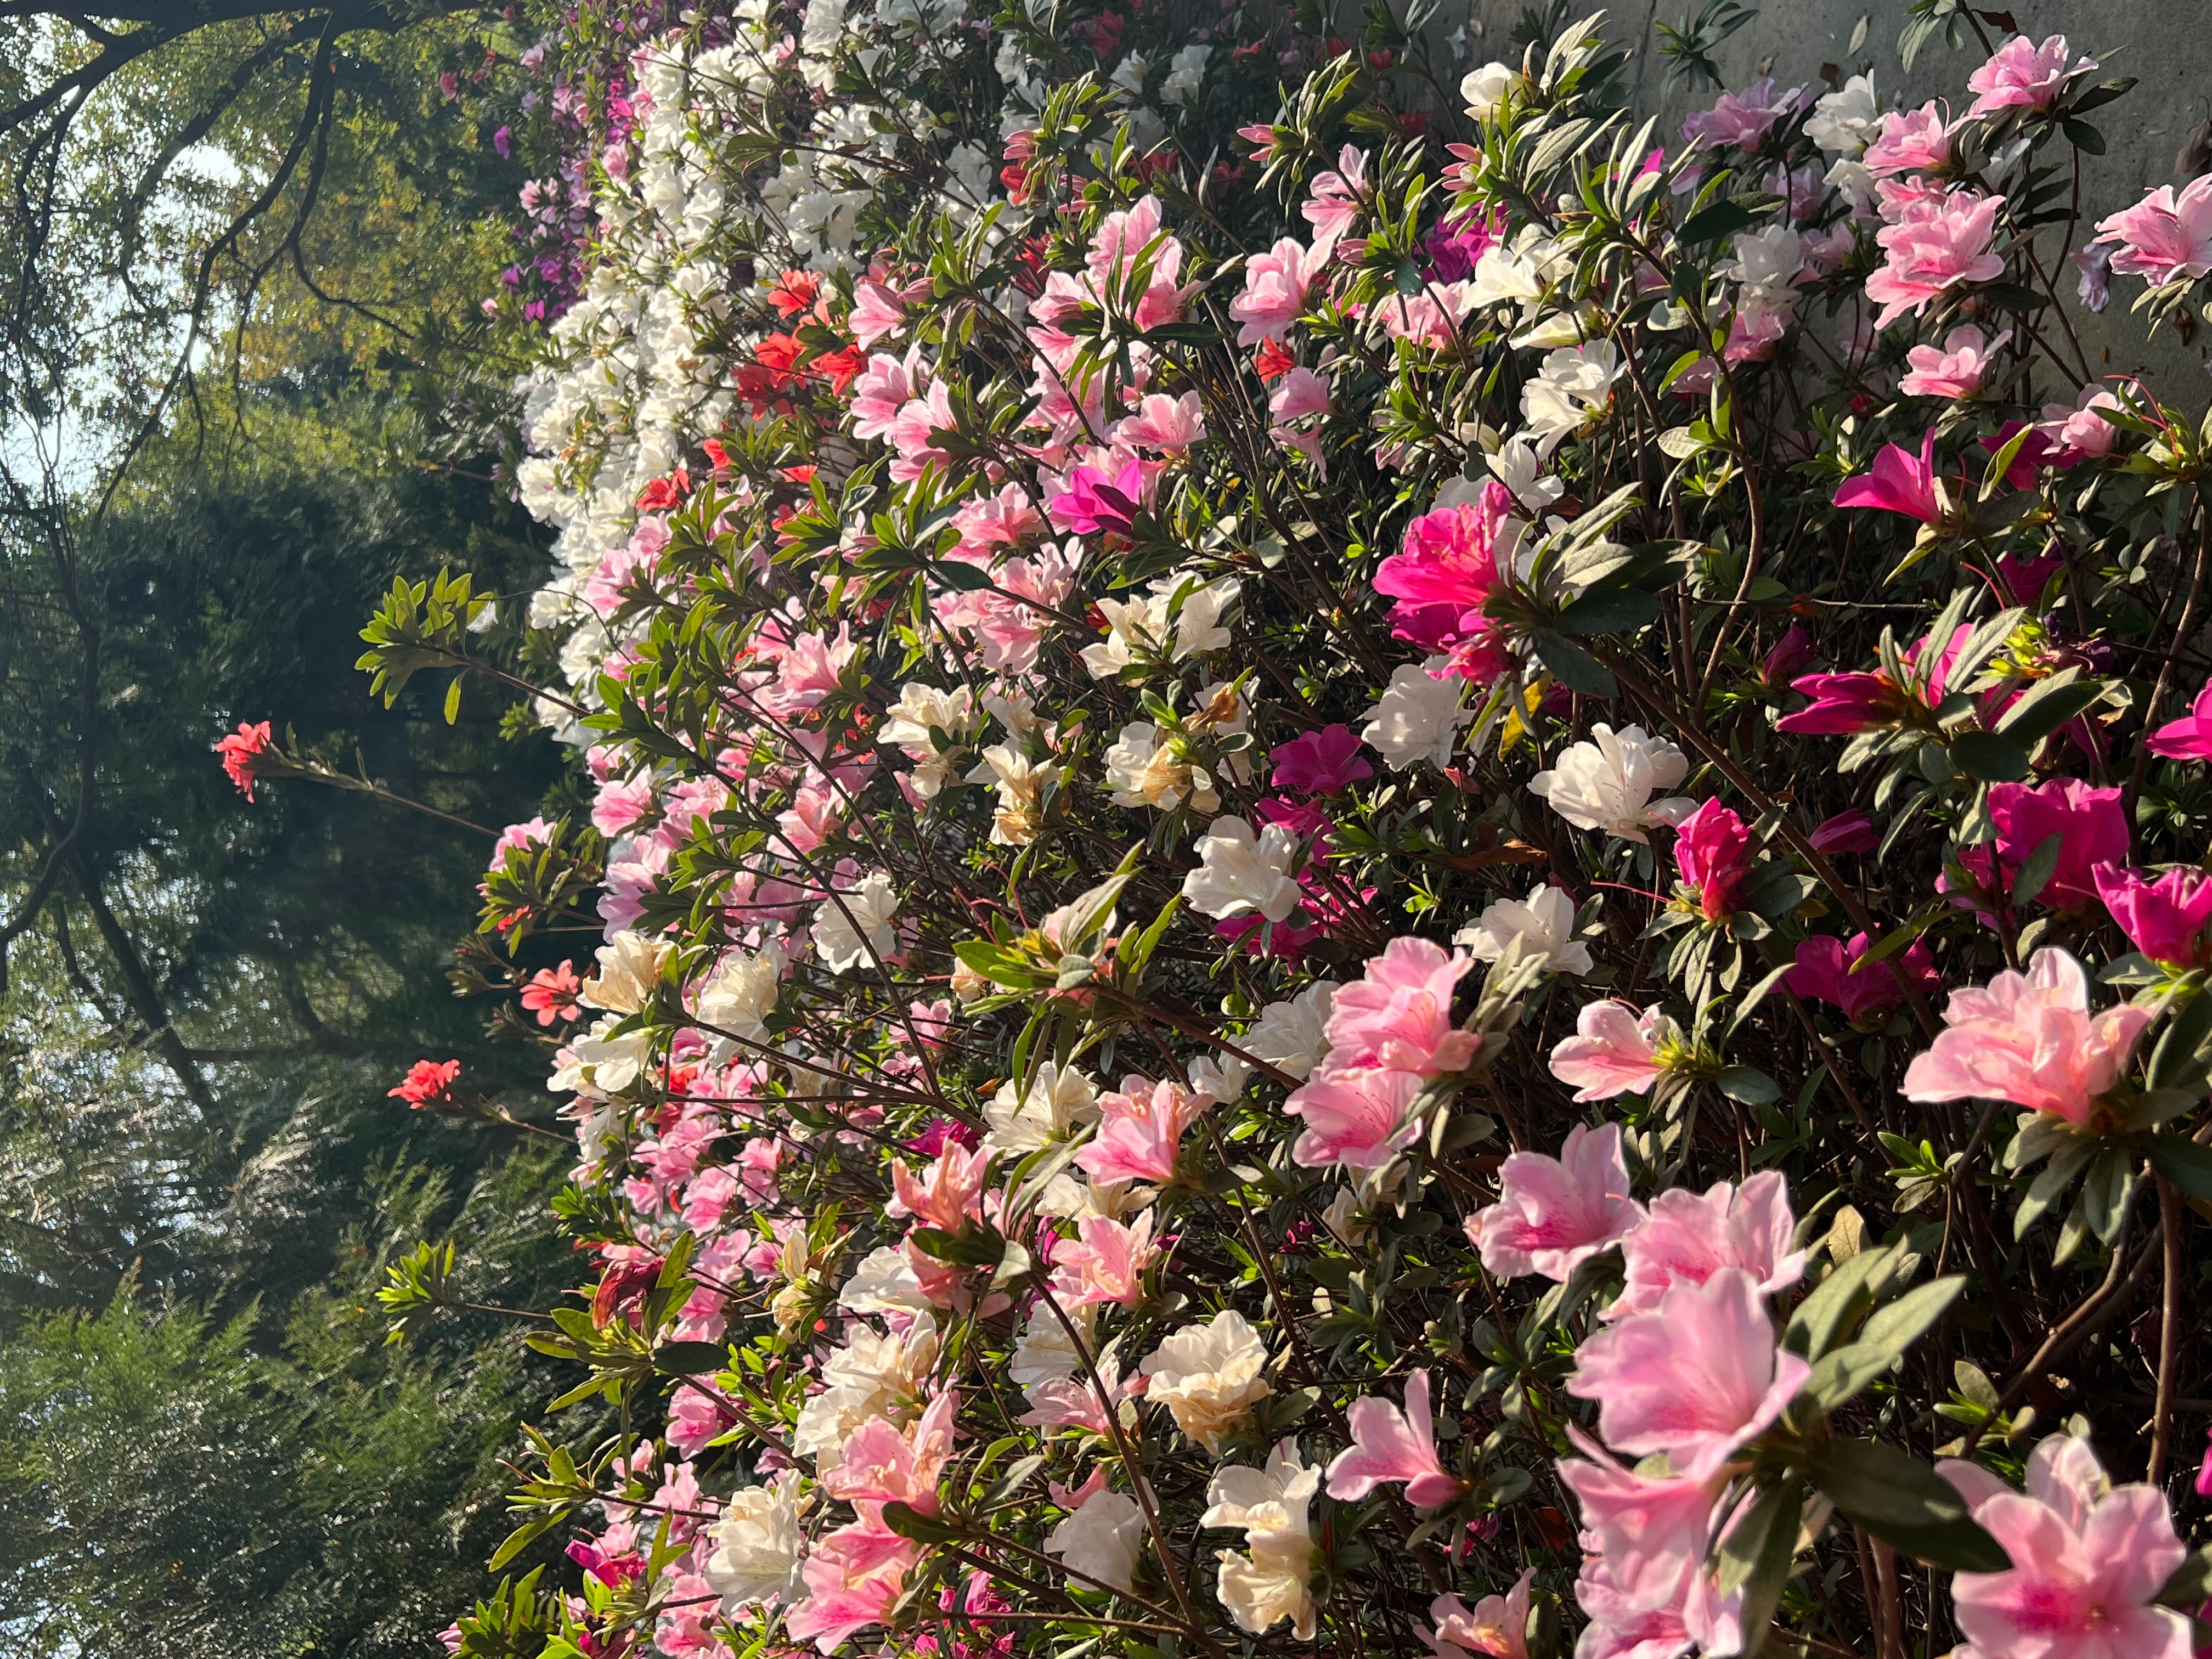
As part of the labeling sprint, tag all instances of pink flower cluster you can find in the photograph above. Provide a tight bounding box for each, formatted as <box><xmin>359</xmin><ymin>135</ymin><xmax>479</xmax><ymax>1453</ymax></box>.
<box><xmin>1371</xmin><ymin>484</ymin><xmax>1518</xmax><ymax>683</ymax></box>
<box><xmin>1283</xmin><ymin>937</ymin><xmax>1477</xmax><ymax>1169</ymax></box>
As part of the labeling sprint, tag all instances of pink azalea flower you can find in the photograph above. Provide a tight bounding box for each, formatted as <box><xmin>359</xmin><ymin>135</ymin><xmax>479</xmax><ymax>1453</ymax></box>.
<box><xmin>2074</xmin><ymin>243</ymin><xmax>2113</xmax><ymax>312</ymax></box>
<box><xmin>1757</xmin><ymin>623</ymin><xmax>1815</xmax><ymax>687</ymax></box>
<box><xmin>1324</xmin><ymin>1368</ymin><xmax>1463</xmax><ymax>1507</ymax></box>
<box><xmin>1372</xmin><ymin>486</ymin><xmax>1513</xmax><ymax>652</ymax></box>
<box><xmin>1864</xmin><ymin>102</ymin><xmax>1956</xmax><ymax>179</ymax></box>
<box><xmin>1229</xmin><ymin>236</ymin><xmax>1324</xmax><ymax>345</ymax></box>
<box><xmin>1566</xmin><ymin>1266</ymin><xmax>1813</xmax><ymax>1482</ymax></box>
<box><xmin>1282</xmin><ymin>1063</ymin><xmax>1428</xmax><ymax>1170</ymax></box>
<box><xmin>1549</xmin><ymin>1002</ymin><xmax>1677</xmax><ymax>1102</ymax></box>
<box><xmin>1865</xmin><ymin>191</ymin><xmax>2006</xmax><ymax>328</ymax></box>
<box><xmin>1114</xmin><ymin>391</ymin><xmax>1207</xmax><ymax>452</ymax></box>
<box><xmin>785</xmin><ymin>1515</ymin><xmax>921</xmax><ymax>1652</ymax></box>
<box><xmin>1019</xmin><ymin>1346</ymin><xmax>1146</xmax><ymax>1434</ymax></box>
<box><xmin>2093</xmin><ymin>864</ymin><xmax>2212</xmax><ymax>968</ymax></box>
<box><xmin>1049</xmin><ymin>459</ymin><xmax>1146</xmax><ymax>538</ymax></box>
<box><xmin>1672</xmin><ymin>797</ymin><xmax>1752</xmax><ymax>922</ymax></box>
<box><xmin>1323</xmin><ymin>936</ymin><xmax>1482</xmax><ymax>1077</ymax></box>
<box><xmin>1047</xmin><ymin>1210</ymin><xmax>1164</xmax><ymax>1308</ymax></box>
<box><xmin>1074</xmin><ymin>1075</ymin><xmax>1212</xmax><ymax>1184</ymax></box>
<box><xmin>1900</xmin><ymin>324</ymin><xmax>2011</xmax><ymax>399</ymax></box>
<box><xmin>1678</xmin><ymin>76</ymin><xmax>1803</xmax><ymax>154</ymax></box>
<box><xmin>1421</xmin><ymin>1573</ymin><xmax>1534</xmax><ymax>1659</ymax></box>
<box><xmin>1270</xmin><ymin>724</ymin><xmax>1375</xmax><ymax>795</ymax></box>
<box><xmin>1785</xmin><ymin>931</ymin><xmax>1940</xmax><ymax>1025</ymax></box>
<box><xmin>1466</xmin><ymin>1122</ymin><xmax>1644</xmax><ymax>1282</ymax></box>
<box><xmin>2095</xmin><ymin>175</ymin><xmax>2212</xmax><ymax>287</ymax></box>
<box><xmin>1809</xmin><ymin>810</ymin><xmax>1880</xmax><ymax>855</ymax></box>
<box><xmin>1557</xmin><ymin>1427</ymin><xmax>1723</xmax><ymax>1612</ymax></box>
<box><xmin>891</xmin><ymin>1142</ymin><xmax>994</xmax><ymax>1232</ymax></box>
<box><xmin>1268</xmin><ymin>365</ymin><xmax>1334</xmax><ymax>421</ymax></box>
<box><xmin>1832</xmin><ymin>427</ymin><xmax>1944</xmax><ymax>523</ymax></box>
<box><xmin>823</xmin><ymin>1391</ymin><xmax>960</xmax><ymax>1510</ymax></box>
<box><xmin>2035</xmin><ymin>385</ymin><xmax>2126</xmax><ymax>459</ymax></box>
<box><xmin>1607</xmin><ymin>1170</ymin><xmax>1805</xmax><ymax>1321</ymax></box>
<box><xmin>1779</xmin><ymin>623</ymin><xmax>1970</xmax><ymax>734</ymax></box>
<box><xmin>1901</xmin><ymin>946</ymin><xmax>2157</xmax><ymax>1126</ymax></box>
<box><xmin>1938</xmin><ymin>1435</ymin><xmax>2190</xmax><ymax>1659</ymax></box>
<box><xmin>850</xmin><ymin>279</ymin><xmax>906</xmax><ymax>348</ymax></box>
<box><xmin>2147</xmin><ymin>678</ymin><xmax>2212</xmax><ymax>761</ymax></box>
<box><xmin>1959</xmin><ymin>777</ymin><xmax>2131</xmax><ymax>911</ymax></box>
<box><xmin>1302</xmin><ymin>144</ymin><xmax>1368</xmax><ymax>249</ymax></box>
<box><xmin>1237</xmin><ymin>122</ymin><xmax>1280</xmax><ymax>160</ymax></box>
<box><xmin>1966</xmin><ymin>33</ymin><xmax>2097</xmax><ymax>117</ymax></box>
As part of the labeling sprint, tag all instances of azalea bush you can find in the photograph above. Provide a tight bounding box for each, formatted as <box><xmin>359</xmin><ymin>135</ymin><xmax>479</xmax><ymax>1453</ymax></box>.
<box><xmin>231</xmin><ymin>4</ymin><xmax>2212</xmax><ymax>1656</ymax></box>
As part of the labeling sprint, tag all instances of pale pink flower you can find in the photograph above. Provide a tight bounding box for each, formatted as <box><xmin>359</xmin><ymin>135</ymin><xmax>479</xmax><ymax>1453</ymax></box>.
<box><xmin>1864</xmin><ymin>101</ymin><xmax>1955</xmax><ymax>179</ymax></box>
<box><xmin>822</xmin><ymin>1390</ymin><xmax>960</xmax><ymax>1510</ymax></box>
<box><xmin>1230</xmin><ymin>237</ymin><xmax>1324</xmax><ymax>345</ymax></box>
<box><xmin>1114</xmin><ymin>391</ymin><xmax>1207</xmax><ymax>452</ymax></box>
<box><xmin>890</xmin><ymin>1142</ymin><xmax>993</xmax><ymax>1232</ymax></box>
<box><xmin>1075</xmin><ymin>1075</ymin><xmax>1214</xmax><ymax>1185</ymax></box>
<box><xmin>2035</xmin><ymin>385</ymin><xmax>2126</xmax><ymax>459</ymax></box>
<box><xmin>1900</xmin><ymin>947</ymin><xmax>2156</xmax><ymax>1127</ymax></box>
<box><xmin>1548</xmin><ymin>1002</ymin><xmax>1678</xmax><ymax>1102</ymax></box>
<box><xmin>1466</xmin><ymin>1122</ymin><xmax>1644</xmax><ymax>1282</ymax></box>
<box><xmin>2095</xmin><ymin>175</ymin><xmax>2212</xmax><ymax>287</ymax></box>
<box><xmin>1421</xmin><ymin>1572</ymin><xmax>1534</xmax><ymax>1659</ymax></box>
<box><xmin>1966</xmin><ymin>33</ymin><xmax>2096</xmax><ymax>117</ymax></box>
<box><xmin>1020</xmin><ymin>1346</ymin><xmax>1147</xmax><ymax>1434</ymax></box>
<box><xmin>784</xmin><ymin>1514</ymin><xmax>919</xmax><ymax>1652</ymax></box>
<box><xmin>1324</xmin><ymin>1369</ymin><xmax>1462</xmax><ymax>1507</ymax></box>
<box><xmin>1678</xmin><ymin>76</ymin><xmax>1804</xmax><ymax>154</ymax></box>
<box><xmin>1608</xmin><ymin>1170</ymin><xmax>1805</xmax><ymax>1320</ymax></box>
<box><xmin>850</xmin><ymin>279</ymin><xmax>906</xmax><ymax>348</ymax></box>
<box><xmin>1900</xmin><ymin>324</ymin><xmax>2011</xmax><ymax>399</ymax></box>
<box><xmin>851</xmin><ymin>347</ymin><xmax>923</xmax><ymax>441</ymax></box>
<box><xmin>1939</xmin><ymin>1434</ymin><xmax>2190</xmax><ymax>1659</ymax></box>
<box><xmin>1282</xmin><ymin>1063</ymin><xmax>1427</xmax><ymax>1170</ymax></box>
<box><xmin>1048</xmin><ymin>1210</ymin><xmax>1163</xmax><ymax>1308</ymax></box>
<box><xmin>1268</xmin><ymin>366</ymin><xmax>1333</xmax><ymax>421</ymax></box>
<box><xmin>1865</xmin><ymin>190</ymin><xmax>2006</xmax><ymax>328</ymax></box>
<box><xmin>1557</xmin><ymin>1427</ymin><xmax>1722</xmax><ymax>1612</ymax></box>
<box><xmin>1323</xmin><ymin>936</ymin><xmax>1481</xmax><ymax>1076</ymax></box>
<box><xmin>1302</xmin><ymin>145</ymin><xmax>1368</xmax><ymax>249</ymax></box>
<box><xmin>1566</xmin><ymin>1267</ymin><xmax>1812</xmax><ymax>1482</ymax></box>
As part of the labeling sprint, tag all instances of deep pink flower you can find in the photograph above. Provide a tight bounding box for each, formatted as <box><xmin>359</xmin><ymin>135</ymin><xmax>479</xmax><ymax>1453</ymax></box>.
<box><xmin>1833</xmin><ymin>426</ymin><xmax>1945</xmax><ymax>523</ymax></box>
<box><xmin>1996</xmin><ymin>549</ymin><xmax>2068</xmax><ymax>604</ymax></box>
<box><xmin>1901</xmin><ymin>947</ymin><xmax>2157</xmax><ymax>1126</ymax></box>
<box><xmin>2148</xmin><ymin>679</ymin><xmax>2212</xmax><ymax>762</ymax></box>
<box><xmin>1672</xmin><ymin>798</ymin><xmax>1751</xmax><ymax>922</ymax></box>
<box><xmin>2094</xmin><ymin>865</ymin><xmax>2212</xmax><ymax>968</ymax></box>
<box><xmin>1900</xmin><ymin>324</ymin><xmax>2010</xmax><ymax>399</ymax></box>
<box><xmin>1809</xmin><ymin>810</ymin><xmax>1880</xmax><ymax>855</ymax></box>
<box><xmin>1786</xmin><ymin>932</ymin><xmax>1940</xmax><ymax>1024</ymax></box>
<box><xmin>1372</xmin><ymin>486</ymin><xmax>1514</xmax><ymax>663</ymax></box>
<box><xmin>1779</xmin><ymin>623</ymin><xmax>1970</xmax><ymax>735</ymax></box>
<box><xmin>1970</xmin><ymin>778</ymin><xmax>2130</xmax><ymax>911</ymax></box>
<box><xmin>1864</xmin><ymin>102</ymin><xmax>1955</xmax><ymax>179</ymax></box>
<box><xmin>1271</xmin><ymin>724</ymin><xmax>1375</xmax><ymax>794</ymax></box>
<box><xmin>1608</xmin><ymin>1170</ymin><xmax>1805</xmax><ymax>1321</ymax></box>
<box><xmin>1325</xmin><ymin>1369</ymin><xmax>1462</xmax><ymax>1507</ymax></box>
<box><xmin>1549</xmin><ymin>1002</ymin><xmax>1677</xmax><ymax>1102</ymax></box>
<box><xmin>1966</xmin><ymin>33</ymin><xmax>2096</xmax><ymax>117</ymax></box>
<box><xmin>1282</xmin><ymin>1063</ymin><xmax>1427</xmax><ymax>1170</ymax></box>
<box><xmin>1466</xmin><ymin>1122</ymin><xmax>1644</xmax><ymax>1282</ymax></box>
<box><xmin>2095</xmin><ymin>175</ymin><xmax>2212</xmax><ymax>287</ymax></box>
<box><xmin>1074</xmin><ymin>1075</ymin><xmax>1212</xmax><ymax>1184</ymax></box>
<box><xmin>1050</xmin><ymin>460</ymin><xmax>1146</xmax><ymax>538</ymax></box>
<box><xmin>1758</xmin><ymin>624</ymin><xmax>1815</xmax><ymax>687</ymax></box>
<box><xmin>1322</xmin><ymin>936</ymin><xmax>1481</xmax><ymax>1077</ymax></box>
<box><xmin>1566</xmin><ymin>1266</ymin><xmax>1812</xmax><ymax>1482</ymax></box>
<box><xmin>1865</xmin><ymin>191</ymin><xmax>2006</xmax><ymax>328</ymax></box>
<box><xmin>1939</xmin><ymin>1435</ymin><xmax>2189</xmax><ymax>1659</ymax></box>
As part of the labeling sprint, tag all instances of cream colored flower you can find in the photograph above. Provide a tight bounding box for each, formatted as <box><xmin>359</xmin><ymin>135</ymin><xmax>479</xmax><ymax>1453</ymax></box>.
<box><xmin>815</xmin><ymin>868</ymin><xmax>898</xmax><ymax>972</ymax></box>
<box><xmin>1182</xmin><ymin>816</ymin><xmax>1301</xmax><ymax>923</ymax></box>
<box><xmin>1243</xmin><ymin>983</ymin><xmax>1340</xmax><ymax>1082</ymax></box>
<box><xmin>582</xmin><ymin>929</ymin><xmax>674</xmax><ymax>1013</ymax></box>
<box><xmin>985</xmin><ymin>1062</ymin><xmax>1101</xmax><ymax>1155</ymax></box>
<box><xmin>696</xmin><ymin>940</ymin><xmax>785</xmax><ymax>1047</ymax></box>
<box><xmin>703</xmin><ymin>1472</ymin><xmax>806</xmax><ymax>1610</ymax></box>
<box><xmin>1206</xmin><ymin>1439</ymin><xmax>1321</xmax><ymax>1639</ymax></box>
<box><xmin>1139</xmin><ymin>1308</ymin><xmax>1273</xmax><ymax>1453</ymax></box>
<box><xmin>969</xmin><ymin>743</ymin><xmax>1059</xmax><ymax>845</ymax></box>
<box><xmin>1103</xmin><ymin>721</ymin><xmax>1217</xmax><ymax>813</ymax></box>
<box><xmin>793</xmin><ymin>1315</ymin><xmax>938</xmax><ymax>1467</ymax></box>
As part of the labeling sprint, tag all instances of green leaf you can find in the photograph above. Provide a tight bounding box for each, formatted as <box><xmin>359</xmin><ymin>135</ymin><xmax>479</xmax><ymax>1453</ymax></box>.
<box><xmin>1716</xmin><ymin>1065</ymin><xmax>1780</xmax><ymax>1105</ymax></box>
<box><xmin>2006</xmin><ymin>833</ymin><xmax>2064</xmax><ymax>910</ymax></box>
<box><xmin>1808</xmin><ymin>1438</ymin><xmax>2011</xmax><ymax>1572</ymax></box>
<box><xmin>1857</xmin><ymin>1276</ymin><xmax>1964</xmax><ymax>1359</ymax></box>
<box><xmin>1994</xmin><ymin>672</ymin><xmax>2104</xmax><ymax>747</ymax></box>
<box><xmin>1785</xmin><ymin>1243</ymin><xmax>1894</xmax><ymax>1358</ymax></box>
<box><xmin>1715</xmin><ymin>1479</ymin><xmax>1803</xmax><ymax>1651</ymax></box>
<box><xmin>2147</xmin><ymin>1134</ymin><xmax>2212</xmax><ymax>1201</ymax></box>
<box><xmin>880</xmin><ymin>1500</ymin><xmax>967</xmax><ymax>1544</ymax></box>
<box><xmin>1530</xmin><ymin>629</ymin><xmax>1618</xmax><ymax>696</ymax></box>
<box><xmin>1799</xmin><ymin>1341</ymin><xmax>1899</xmax><ymax>1412</ymax></box>
<box><xmin>1555</xmin><ymin>588</ymin><xmax>1663</xmax><ymax>636</ymax></box>
<box><xmin>444</xmin><ymin>676</ymin><xmax>464</xmax><ymax>724</ymax></box>
<box><xmin>2149</xmin><ymin>985</ymin><xmax>2212</xmax><ymax>1088</ymax></box>
<box><xmin>2060</xmin><ymin>118</ymin><xmax>2104</xmax><ymax>155</ymax></box>
<box><xmin>2158</xmin><ymin>1544</ymin><xmax>2212</xmax><ymax>1608</ymax></box>
<box><xmin>1946</xmin><ymin>731</ymin><xmax>2031</xmax><ymax>782</ymax></box>
<box><xmin>1678</xmin><ymin>197</ymin><xmax>1770</xmax><ymax>245</ymax></box>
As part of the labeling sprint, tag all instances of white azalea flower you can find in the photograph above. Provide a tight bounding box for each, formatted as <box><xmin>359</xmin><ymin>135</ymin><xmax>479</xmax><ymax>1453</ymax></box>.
<box><xmin>1361</xmin><ymin>658</ymin><xmax>1471</xmax><ymax>773</ymax></box>
<box><xmin>1460</xmin><ymin>60</ymin><xmax>1515</xmax><ymax>121</ymax></box>
<box><xmin>814</xmin><ymin>868</ymin><xmax>899</xmax><ymax>971</ymax></box>
<box><xmin>1520</xmin><ymin>338</ymin><xmax>1623</xmax><ymax>457</ymax></box>
<box><xmin>1182</xmin><ymin>816</ymin><xmax>1301</xmax><ymax>923</ymax></box>
<box><xmin>1045</xmin><ymin>1488</ymin><xmax>1147</xmax><ymax>1591</ymax></box>
<box><xmin>1139</xmin><ymin>1308</ymin><xmax>1273</xmax><ymax>1453</ymax></box>
<box><xmin>1527</xmin><ymin>723</ymin><xmax>1697</xmax><ymax>843</ymax></box>
<box><xmin>581</xmin><ymin>929</ymin><xmax>673</xmax><ymax>1014</ymax></box>
<box><xmin>985</xmin><ymin>1062</ymin><xmax>1102</xmax><ymax>1154</ymax></box>
<box><xmin>1454</xmin><ymin>882</ymin><xmax>1593</xmax><ymax>975</ymax></box>
<box><xmin>1242</xmin><ymin>983</ymin><xmax>1340</xmax><ymax>1081</ymax></box>
<box><xmin>1805</xmin><ymin>72</ymin><xmax>1880</xmax><ymax>156</ymax></box>
<box><xmin>1206</xmin><ymin>1439</ymin><xmax>1322</xmax><ymax>1640</ymax></box>
<box><xmin>1104</xmin><ymin>721</ymin><xmax>1217</xmax><ymax>812</ymax></box>
<box><xmin>696</xmin><ymin>940</ymin><xmax>785</xmax><ymax>1048</ymax></box>
<box><xmin>704</xmin><ymin>1472</ymin><xmax>806</xmax><ymax>1610</ymax></box>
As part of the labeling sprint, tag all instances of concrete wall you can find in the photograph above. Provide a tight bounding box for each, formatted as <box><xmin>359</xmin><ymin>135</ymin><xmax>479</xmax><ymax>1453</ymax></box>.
<box><xmin>1429</xmin><ymin>0</ymin><xmax>2212</xmax><ymax>385</ymax></box>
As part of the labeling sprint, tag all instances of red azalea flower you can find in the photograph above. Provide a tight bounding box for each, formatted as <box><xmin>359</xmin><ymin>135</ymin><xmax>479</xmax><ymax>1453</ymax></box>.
<box><xmin>214</xmin><ymin>720</ymin><xmax>275</xmax><ymax>801</ymax></box>
<box><xmin>635</xmin><ymin>467</ymin><xmax>691</xmax><ymax>511</ymax></box>
<box><xmin>520</xmin><ymin>961</ymin><xmax>582</xmax><ymax>1026</ymax></box>
<box><xmin>388</xmin><ymin>1058</ymin><xmax>462</xmax><ymax>1108</ymax></box>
